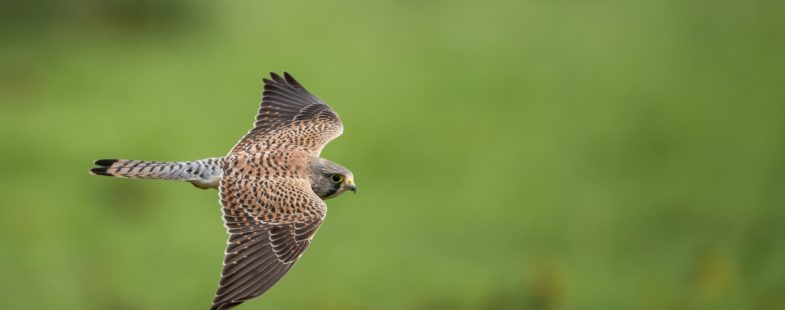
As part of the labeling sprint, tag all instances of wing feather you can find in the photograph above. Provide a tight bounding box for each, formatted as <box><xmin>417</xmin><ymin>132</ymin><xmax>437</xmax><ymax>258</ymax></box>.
<box><xmin>211</xmin><ymin>175</ymin><xmax>325</xmax><ymax>310</ymax></box>
<box><xmin>231</xmin><ymin>72</ymin><xmax>343</xmax><ymax>155</ymax></box>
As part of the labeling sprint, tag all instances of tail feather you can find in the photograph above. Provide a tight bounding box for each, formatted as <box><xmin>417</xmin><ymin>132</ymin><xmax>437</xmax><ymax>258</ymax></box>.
<box><xmin>90</xmin><ymin>157</ymin><xmax>224</xmax><ymax>189</ymax></box>
<box><xmin>90</xmin><ymin>159</ymin><xmax>120</xmax><ymax>176</ymax></box>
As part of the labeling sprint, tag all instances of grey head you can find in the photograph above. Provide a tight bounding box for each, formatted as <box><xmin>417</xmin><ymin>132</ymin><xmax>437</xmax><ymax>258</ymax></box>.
<box><xmin>308</xmin><ymin>157</ymin><xmax>356</xmax><ymax>199</ymax></box>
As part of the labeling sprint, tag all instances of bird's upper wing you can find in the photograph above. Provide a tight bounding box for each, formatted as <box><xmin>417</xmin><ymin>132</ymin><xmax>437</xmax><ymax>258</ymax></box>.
<box><xmin>231</xmin><ymin>72</ymin><xmax>343</xmax><ymax>156</ymax></box>
<box><xmin>211</xmin><ymin>175</ymin><xmax>326</xmax><ymax>310</ymax></box>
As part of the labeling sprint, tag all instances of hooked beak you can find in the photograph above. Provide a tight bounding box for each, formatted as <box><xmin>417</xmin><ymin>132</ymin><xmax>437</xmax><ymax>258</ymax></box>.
<box><xmin>346</xmin><ymin>177</ymin><xmax>356</xmax><ymax>194</ymax></box>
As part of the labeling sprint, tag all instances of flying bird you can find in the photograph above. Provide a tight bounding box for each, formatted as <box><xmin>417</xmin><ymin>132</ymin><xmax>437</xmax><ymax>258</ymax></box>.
<box><xmin>90</xmin><ymin>72</ymin><xmax>356</xmax><ymax>309</ymax></box>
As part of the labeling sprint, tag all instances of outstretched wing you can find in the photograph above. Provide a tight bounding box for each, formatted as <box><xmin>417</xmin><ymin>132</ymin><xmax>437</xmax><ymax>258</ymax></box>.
<box><xmin>231</xmin><ymin>72</ymin><xmax>343</xmax><ymax>156</ymax></box>
<box><xmin>211</xmin><ymin>176</ymin><xmax>326</xmax><ymax>310</ymax></box>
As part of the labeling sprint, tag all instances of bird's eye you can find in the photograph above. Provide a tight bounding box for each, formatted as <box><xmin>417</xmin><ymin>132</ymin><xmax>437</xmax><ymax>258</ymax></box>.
<box><xmin>330</xmin><ymin>174</ymin><xmax>344</xmax><ymax>183</ymax></box>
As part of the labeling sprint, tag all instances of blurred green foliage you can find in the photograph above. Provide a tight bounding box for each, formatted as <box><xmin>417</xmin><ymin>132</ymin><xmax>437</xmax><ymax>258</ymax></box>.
<box><xmin>1</xmin><ymin>0</ymin><xmax>784</xmax><ymax>309</ymax></box>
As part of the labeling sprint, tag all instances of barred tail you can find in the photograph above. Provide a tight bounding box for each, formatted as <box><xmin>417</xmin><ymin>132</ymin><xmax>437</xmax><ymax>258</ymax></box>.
<box><xmin>89</xmin><ymin>157</ymin><xmax>224</xmax><ymax>189</ymax></box>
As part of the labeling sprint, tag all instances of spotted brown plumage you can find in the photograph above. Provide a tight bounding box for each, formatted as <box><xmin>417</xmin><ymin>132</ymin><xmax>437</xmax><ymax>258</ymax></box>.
<box><xmin>90</xmin><ymin>72</ymin><xmax>356</xmax><ymax>310</ymax></box>
<box><xmin>232</xmin><ymin>72</ymin><xmax>343</xmax><ymax>155</ymax></box>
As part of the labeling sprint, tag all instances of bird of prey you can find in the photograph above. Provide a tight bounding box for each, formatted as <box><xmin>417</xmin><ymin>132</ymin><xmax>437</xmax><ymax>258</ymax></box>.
<box><xmin>90</xmin><ymin>72</ymin><xmax>356</xmax><ymax>309</ymax></box>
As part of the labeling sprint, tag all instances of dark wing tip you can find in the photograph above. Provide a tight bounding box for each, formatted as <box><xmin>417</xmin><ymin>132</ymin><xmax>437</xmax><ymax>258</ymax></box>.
<box><xmin>210</xmin><ymin>301</ymin><xmax>243</xmax><ymax>310</ymax></box>
<box><xmin>269</xmin><ymin>72</ymin><xmax>285</xmax><ymax>83</ymax></box>
<box><xmin>282</xmin><ymin>72</ymin><xmax>302</xmax><ymax>88</ymax></box>
<box><xmin>263</xmin><ymin>72</ymin><xmax>303</xmax><ymax>89</ymax></box>
<box><xmin>90</xmin><ymin>167</ymin><xmax>112</xmax><ymax>176</ymax></box>
<box><xmin>94</xmin><ymin>159</ymin><xmax>118</xmax><ymax>167</ymax></box>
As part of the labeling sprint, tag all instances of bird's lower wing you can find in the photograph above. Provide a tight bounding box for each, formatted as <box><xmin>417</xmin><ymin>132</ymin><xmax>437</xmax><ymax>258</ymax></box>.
<box><xmin>210</xmin><ymin>219</ymin><xmax>322</xmax><ymax>310</ymax></box>
<box><xmin>211</xmin><ymin>177</ymin><xmax>325</xmax><ymax>310</ymax></box>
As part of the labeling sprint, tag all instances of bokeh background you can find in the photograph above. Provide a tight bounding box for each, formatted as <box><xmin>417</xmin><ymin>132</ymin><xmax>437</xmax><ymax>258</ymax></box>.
<box><xmin>1</xmin><ymin>0</ymin><xmax>784</xmax><ymax>309</ymax></box>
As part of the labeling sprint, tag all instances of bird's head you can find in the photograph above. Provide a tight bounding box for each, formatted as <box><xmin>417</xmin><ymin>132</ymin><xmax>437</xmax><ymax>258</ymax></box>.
<box><xmin>309</xmin><ymin>157</ymin><xmax>356</xmax><ymax>199</ymax></box>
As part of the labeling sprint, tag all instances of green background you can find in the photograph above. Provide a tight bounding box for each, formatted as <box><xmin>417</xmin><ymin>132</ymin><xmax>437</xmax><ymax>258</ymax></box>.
<box><xmin>1</xmin><ymin>0</ymin><xmax>784</xmax><ymax>309</ymax></box>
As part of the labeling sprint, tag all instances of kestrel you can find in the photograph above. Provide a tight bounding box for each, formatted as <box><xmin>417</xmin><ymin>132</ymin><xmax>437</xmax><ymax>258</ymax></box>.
<box><xmin>90</xmin><ymin>72</ymin><xmax>356</xmax><ymax>309</ymax></box>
